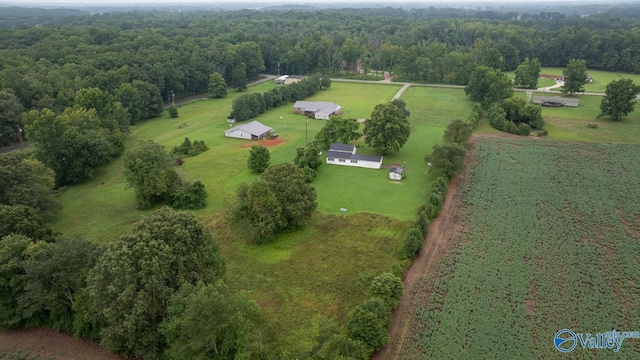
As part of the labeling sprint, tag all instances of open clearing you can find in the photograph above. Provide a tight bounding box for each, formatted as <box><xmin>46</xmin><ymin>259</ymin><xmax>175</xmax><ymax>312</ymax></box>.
<box><xmin>44</xmin><ymin>81</ymin><xmax>468</xmax><ymax>353</ymax></box>
<box><xmin>390</xmin><ymin>136</ymin><xmax>640</xmax><ymax>358</ymax></box>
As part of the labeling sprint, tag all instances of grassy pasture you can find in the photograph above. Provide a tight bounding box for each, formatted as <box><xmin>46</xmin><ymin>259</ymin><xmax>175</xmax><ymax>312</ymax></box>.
<box><xmin>404</xmin><ymin>138</ymin><xmax>640</xmax><ymax>358</ymax></box>
<box><xmin>537</xmin><ymin>67</ymin><xmax>640</xmax><ymax>93</ymax></box>
<box><xmin>48</xmin><ymin>81</ymin><xmax>466</xmax><ymax>352</ymax></box>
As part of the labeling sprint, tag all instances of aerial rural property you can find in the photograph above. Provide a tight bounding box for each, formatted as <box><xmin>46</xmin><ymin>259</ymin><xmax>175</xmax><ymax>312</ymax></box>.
<box><xmin>1</xmin><ymin>1</ymin><xmax>640</xmax><ymax>359</ymax></box>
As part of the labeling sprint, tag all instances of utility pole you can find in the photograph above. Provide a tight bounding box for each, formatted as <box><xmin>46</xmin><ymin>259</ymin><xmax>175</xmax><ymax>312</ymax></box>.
<box><xmin>16</xmin><ymin>125</ymin><xmax>23</xmax><ymax>145</ymax></box>
<box><xmin>277</xmin><ymin>62</ymin><xmax>280</xmax><ymax>76</ymax></box>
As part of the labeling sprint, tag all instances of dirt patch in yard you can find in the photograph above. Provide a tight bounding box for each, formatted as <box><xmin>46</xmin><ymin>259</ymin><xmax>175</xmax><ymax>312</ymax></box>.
<box><xmin>239</xmin><ymin>138</ymin><xmax>287</xmax><ymax>148</ymax></box>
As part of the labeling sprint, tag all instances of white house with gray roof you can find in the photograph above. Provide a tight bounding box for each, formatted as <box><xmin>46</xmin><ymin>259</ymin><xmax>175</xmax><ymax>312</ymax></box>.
<box><xmin>326</xmin><ymin>143</ymin><xmax>383</xmax><ymax>169</ymax></box>
<box><xmin>225</xmin><ymin>120</ymin><xmax>273</xmax><ymax>140</ymax></box>
<box><xmin>293</xmin><ymin>101</ymin><xmax>342</xmax><ymax>120</ymax></box>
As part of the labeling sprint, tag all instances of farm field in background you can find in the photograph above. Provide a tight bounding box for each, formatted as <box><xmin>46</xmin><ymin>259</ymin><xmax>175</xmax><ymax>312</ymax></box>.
<box><xmin>535</xmin><ymin>67</ymin><xmax>640</xmax><ymax>93</ymax></box>
<box><xmin>401</xmin><ymin>137</ymin><xmax>640</xmax><ymax>358</ymax></box>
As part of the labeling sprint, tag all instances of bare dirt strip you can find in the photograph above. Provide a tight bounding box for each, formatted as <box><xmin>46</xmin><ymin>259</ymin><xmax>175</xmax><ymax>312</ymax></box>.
<box><xmin>371</xmin><ymin>135</ymin><xmax>482</xmax><ymax>360</ymax></box>
<box><xmin>0</xmin><ymin>328</ymin><xmax>122</xmax><ymax>360</ymax></box>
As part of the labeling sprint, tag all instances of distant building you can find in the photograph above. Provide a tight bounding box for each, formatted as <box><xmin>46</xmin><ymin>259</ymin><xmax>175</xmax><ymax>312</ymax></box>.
<box><xmin>326</xmin><ymin>143</ymin><xmax>383</xmax><ymax>169</ymax></box>
<box><xmin>293</xmin><ymin>101</ymin><xmax>342</xmax><ymax>120</ymax></box>
<box><xmin>533</xmin><ymin>96</ymin><xmax>579</xmax><ymax>107</ymax></box>
<box><xmin>274</xmin><ymin>75</ymin><xmax>289</xmax><ymax>84</ymax></box>
<box><xmin>284</xmin><ymin>75</ymin><xmax>305</xmax><ymax>85</ymax></box>
<box><xmin>225</xmin><ymin>120</ymin><xmax>273</xmax><ymax>140</ymax></box>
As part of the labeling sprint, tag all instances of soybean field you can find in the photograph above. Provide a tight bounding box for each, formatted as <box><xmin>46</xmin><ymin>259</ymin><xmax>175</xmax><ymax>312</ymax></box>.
<box><xmin>402</xmin><ymin>137</ymin><xmax>640</xmax><ymax>358</ymax></box>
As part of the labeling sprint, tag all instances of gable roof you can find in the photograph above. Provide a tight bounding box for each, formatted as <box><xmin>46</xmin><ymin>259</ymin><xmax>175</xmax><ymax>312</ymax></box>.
<box><xmin>294</xmin><ymin>101</ymin><xmax>341</xmax><ymax>113</ymax></box>
<box><xmin>226</xmin><ymin>120</ymin><xmax>272</xmax><ymax>136</ymax></box>
<box><xmin>532</xmin><ymin>96</ymin><xmax>579</xmax><ymax>107</ymax></box>
<box><xmin>389</xmin><ymin>167</ymin><xmax>405</xmax><ymax>174</ymax></box>
<box><xmin>329</xmin><ymin>143</ymin><xmax>355</xmax><ymax>153</ymax></box>
<box><xmin>327</xmin><ymin>150</ymin><xmax>382</xmax><ymax>163</ymax></box>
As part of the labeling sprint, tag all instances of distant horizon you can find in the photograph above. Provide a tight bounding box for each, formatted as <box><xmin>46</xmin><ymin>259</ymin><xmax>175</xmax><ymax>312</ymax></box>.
<box><xmin>0</xmin><ymin>0</ymin><xmax>627</xmax><ymax>6</ymax></box>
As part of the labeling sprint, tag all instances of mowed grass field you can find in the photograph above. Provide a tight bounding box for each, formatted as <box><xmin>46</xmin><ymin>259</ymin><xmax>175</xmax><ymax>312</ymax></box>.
<box><xmin>401</xmin><ymin>138</ymin><xmax>640</xmax><ymax>358</ymax></box>
<box><xmin>48</xmin><ymin>81</ymin><xmax>475</xmax><ymax>351</ymax></box>
<box><xmin>536</xmin><ymin>67</ymin><xmax>640</xmax><ymax>93</ymax></box>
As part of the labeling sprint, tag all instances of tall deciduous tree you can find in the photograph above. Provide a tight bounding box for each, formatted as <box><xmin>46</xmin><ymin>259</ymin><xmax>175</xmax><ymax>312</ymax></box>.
<box><xmin>132</xmin><ymin>80</ymin><xmax>164</xmax><ymax>120</ymax></box>
<box><xmin>346</xmin><ymin>297</ymin><xmax>391</xmax><ymax>351</ymax></box>
<box><xmin>0</xmin><ymin>152</ymin><xmax>58</xmax><ymax>215</ymax></box>
<box><xmin>122</xmin><ymin>140</ymin><xmax>180</xmax><ymax>210</ymax></box>
<box><xmin>20</xmin><ymin>236</ymin><xmax>104</xmax><ymax>336</ymax></box>
<box><xmin>0</xmin><ymin>89</ymin><xmax>24</xmax><ymax>147</ymax></box>
<box><xmin>162</xmin><ymin>281</ymin><xmax>262</xmax><ymax>360</ymax></box>
<box><xmin>598</xmin><ymin>79</ymin><xmax>640</xmax><ymax>120</ymax></box>
<box><xmin>248</xmin><ymin>145</ymin><xmax>270</xmax><ymax>173</ymax></box>
<box><xmin>465</xmin><ymin>66</ymin><xmax>513</xmax><ymax>108</ymax></box>
<box><xmin>514</xmin><ymin>57</ymin><xmax>541</xmax><ymax>89</ymax></box>
<box><xmin>24</xmin><ymin>107</ymin><xmax>122</xmax><ymax>186</ymax></box>
<box><xmin>443</xmin><ymin>119</ymin><xmax>473</xmax><ymax>149</ymax></box>
<box><xmin>315</xmin><ymin>117</ymin><xmax>361</xmax><ymax>148</ymax></box>
<box><xmin>562</xmin><ymin>59</ymin><xmax>588</xmax><ymax>95</ymax></box>
<box><xmin>363</xmin><ymin>103</ymin><xmax>411</xmax><ymax>155</ymax></box>
<box><xmin>426</xmin><ymin>143</ymin><xmax>467</xmax><ymax>179</ymax></box>
<box><xmin>231</xmin><ymin>63</ymin><xmax>248</xmax><ymax>91</ymax></box>
<box><xmin>87</xmin><ymin>207</ymin><xmax>225</xmax><ymax>358</ymax></box>
<box><xmin>0</xmin><ymin>234</ymin><xmax>32</xmax><ymax>329</ymax></box>
<box><xmin>235</xmin><ymin>163</ymin><xmax>317</xmax><ymax>243</ymax></box>
<box><xmin>261</xmin><ymin>163</ymin><xmax>317</xmax><ymax>229</ymax></box>
<box><xmin>208</xmin><ymin>72</ymin><xmax>227</xmax><ymax>98</ymax></box>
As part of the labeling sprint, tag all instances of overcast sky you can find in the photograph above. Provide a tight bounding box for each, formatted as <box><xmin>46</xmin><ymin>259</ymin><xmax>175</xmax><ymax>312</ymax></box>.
<box><xmin>9</xmin><ymin>0</ymin><xmax>603</xmax><ymax>5</ymax></box>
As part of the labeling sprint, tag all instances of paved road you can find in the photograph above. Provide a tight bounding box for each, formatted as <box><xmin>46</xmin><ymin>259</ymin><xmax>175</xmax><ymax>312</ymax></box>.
<box><xmin>169</xmin><ymin>74</ymin><xmax>277</xmax><ymax>108</ymax></box>
<box><xmin>331</xmin><ymin>77</ymin><xmax>606</xmax><ymax>97</ymax></box>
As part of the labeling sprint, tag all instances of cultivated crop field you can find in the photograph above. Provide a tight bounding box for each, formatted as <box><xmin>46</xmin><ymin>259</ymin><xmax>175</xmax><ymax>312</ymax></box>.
<box><xmin>399</xmin><ymin>137</ymin><xmax>640</xmax><ymax>358</ymax></box>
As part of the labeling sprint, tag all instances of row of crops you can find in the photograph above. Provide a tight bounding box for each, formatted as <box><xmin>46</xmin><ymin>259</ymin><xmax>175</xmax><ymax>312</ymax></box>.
<box><xmin>403</xmin><ymin>138</ymin><xmax>640</xmax><ymax>358</ymax></box>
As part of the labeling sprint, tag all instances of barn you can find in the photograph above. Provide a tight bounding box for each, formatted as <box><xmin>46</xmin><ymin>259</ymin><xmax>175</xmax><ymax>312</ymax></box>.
<box><xmin>326</xmin><ymin>143</ymin><xmax>383</xmax><ymax>169</ymax></box>
<box><xmin>533</xmin><ymin>96</ymin><xmax>580</xmax><ymax>107</ymax></box>
<box><xmin>224</xmin><ymin>120</ymin><xmax>273</xmax><ymax>140</ymax></box>
<box><xmin>293</xmin><ymin>101</ymin><xmax>342</xmax><ymax>120</ymax></box>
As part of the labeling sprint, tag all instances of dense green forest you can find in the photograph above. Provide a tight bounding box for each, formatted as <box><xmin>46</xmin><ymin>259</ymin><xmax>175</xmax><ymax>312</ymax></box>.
<box><xmin>2</xmin><ymin>6</ymin><xmax>640</xmax><ymax>143</ymax></box>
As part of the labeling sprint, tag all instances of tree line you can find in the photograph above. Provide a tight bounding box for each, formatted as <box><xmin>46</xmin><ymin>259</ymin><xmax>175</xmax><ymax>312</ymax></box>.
<box><xmin>4</xmin><ymin>6</ymin><xmax>640</xmax><ymax>146</ymax></box>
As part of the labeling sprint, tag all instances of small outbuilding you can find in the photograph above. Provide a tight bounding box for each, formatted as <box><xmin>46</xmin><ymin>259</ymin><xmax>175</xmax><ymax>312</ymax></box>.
<box><xmin>284</xmin><ymin>75</ymin><xmax>305</xmax><ymax>85</ymax></box>
<box><xmin>225</xmin><ymin>120</ymin><xmax>273</xmax><ymax>140</ymax></box>
<box><xmin>326</xmin><ymin>143</ymin><xmax>383</xmax><ymax>169</ymax></box>
<box><xmin>274</xmin><ymin>75</ymin><xmax>289</xmax><ymax>84</ymax></box>
<box><xmin>389</xmin><ymin>167</ymin><xmax>405</xmax><ymax>181</ymax></box>
<box><xmin>533</xmin><ymin>96</ymin><xmax>579</xmax><ymax>107</ymax></box>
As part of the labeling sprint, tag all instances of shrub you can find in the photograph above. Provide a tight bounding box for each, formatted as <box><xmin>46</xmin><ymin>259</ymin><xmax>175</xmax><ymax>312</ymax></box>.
<box><xmin>518</xmin><ymin>123</ymin><xmax>531</xmax><ymax>136</ymax></box>
<box><xmin>346</xmin><ymin>297</ymin><xmax>391</xmax><ymax>351</ymax></box>
<box><xmin>247</xmin><ymin>145</ymin><xmax>270</xmax><ymax>173</ymax></box>
<box><xmin>401</xmin><ymin>227</ymin><xmax>423</xmax><ymax>259</ymax></box>
<box><xmin>370</xmin><ymin>273</ymin><xmax>403</xmax><ymax>310</ymax></box>
<box><xmin>415</xmin><ymin>210</ymin><xmax>429</xmax><ymax>236</ymax></box>
<box><xmin>171</xmin><ymin>181</ymin><xmax>208</xmax><ymax>210</ymax></box>
<box><xmin>168</xmin><ymin>105</ymin><xmax>178</xmax><ymax>118</ymax></box>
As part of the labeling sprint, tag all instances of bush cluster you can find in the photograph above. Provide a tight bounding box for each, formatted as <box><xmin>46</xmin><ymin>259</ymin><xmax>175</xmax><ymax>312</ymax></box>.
<box><xmin>171</xmin><ymin>137</ymin><xmax>208</xmax><ymax>157</ymax></box>
<box><xmin>231</xmin><ymin>75</ymin><xmax>330</xmax><ymax>122</ymax></box>
<box><xmin>488</xmin><ymin>97</ymin><xmax>544</xmax><ymax>136</ymax></box>
<box><xmin>346</xmin><ymin>273</ymin><xmax>402</xmax><ymax>354</ymax></box>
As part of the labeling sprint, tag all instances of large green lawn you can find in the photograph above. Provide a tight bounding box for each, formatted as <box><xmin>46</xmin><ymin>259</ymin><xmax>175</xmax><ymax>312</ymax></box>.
<box><xmin>48</xmin><ymin>81</ymin><xmax>472</xmax><ymax>353</ymax></box>
<box><xmin>537</xmin><ymin>67</ymin><xmax>640</xmax><ymax>93</ymax></box>
<box><xmin>535</xmin><ymin>93</ymin><xmax>640</xmax><ymax>142</ymax></box>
